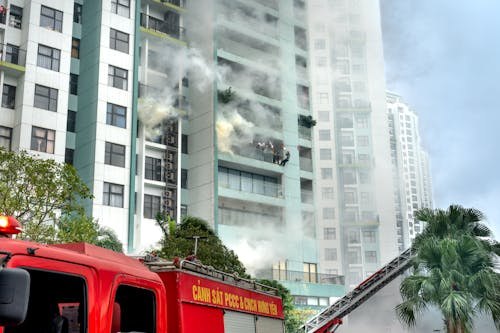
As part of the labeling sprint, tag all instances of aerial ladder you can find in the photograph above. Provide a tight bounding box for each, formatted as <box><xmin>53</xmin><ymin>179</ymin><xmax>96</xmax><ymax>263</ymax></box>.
<box><xmin>300</xmin><ymin>248</ymin><xmax>415</xmax><ymax>333</ymax></box>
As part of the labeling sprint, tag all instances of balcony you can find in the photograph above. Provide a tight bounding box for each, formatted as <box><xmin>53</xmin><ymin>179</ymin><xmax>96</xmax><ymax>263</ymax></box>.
<box><xmin>0</xmin><ymin>43</ymin><xmax>26</xmax><ymax>76</ymax></box>
<box><xmin>258</xmin><ymin>269</ymin><xmax>345</xmax><ymax>285</ymax></box>
<box><xmin>301</xmin><ymin>189</ymin><xmax>313</xmax><ymax>204</ymax></box>
<box><xmin>140</xmin><ymin>13</ymin><xmax>186</xmax><ymax>43</ymax></box>
<box><xmin>298</xmin><ymin>126</ymin><xmax>311</xmax><ymax>140</ymax></box>
<box><xmin>219</xmin><ymin>179</ymin><xmax>283</xmax><ymax>199</ymax></box>
<box><xmin>153</xmin><ymin>0</ymin><xmax>186</xmax><ymax>9</ymax></box>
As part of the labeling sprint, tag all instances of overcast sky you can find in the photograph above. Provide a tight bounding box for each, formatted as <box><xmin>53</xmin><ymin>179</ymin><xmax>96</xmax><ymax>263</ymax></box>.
<box><xmin>380</xmin><ymin>0</ymin><xmax>500</xmax><ymax>240</ymax></box>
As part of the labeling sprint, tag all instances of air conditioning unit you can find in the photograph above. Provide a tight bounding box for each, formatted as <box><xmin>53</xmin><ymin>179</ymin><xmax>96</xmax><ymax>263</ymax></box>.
<box><xmin>165</xmin><ymin>190</ymin><xmax>173</xmax><ymax>198</ymax></box>
<box><xmin>167</xmin><ymin>162</ymin><xmax>174</xmax><ymax>169</ymax></box>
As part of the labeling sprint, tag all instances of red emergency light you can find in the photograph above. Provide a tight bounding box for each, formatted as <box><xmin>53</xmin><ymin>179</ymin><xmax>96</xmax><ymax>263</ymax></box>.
<box><xmin>0</xmin><ymin>215</ymin><xmax>22</xmax><ymax>235</ymax></box>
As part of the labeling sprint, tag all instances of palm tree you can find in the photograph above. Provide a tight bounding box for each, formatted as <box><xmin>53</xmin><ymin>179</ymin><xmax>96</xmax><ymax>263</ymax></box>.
<box><xmin>397</xmin><ymin>205</ymin><xmax>500</xmax><ymax>333</ymax></box>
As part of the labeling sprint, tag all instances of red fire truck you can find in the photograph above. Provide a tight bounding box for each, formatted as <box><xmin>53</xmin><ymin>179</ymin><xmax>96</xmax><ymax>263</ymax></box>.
<box><xmin>0</xmin><ymin>216</ymin><xmax>285</xmax><ymax>333</ymax></box>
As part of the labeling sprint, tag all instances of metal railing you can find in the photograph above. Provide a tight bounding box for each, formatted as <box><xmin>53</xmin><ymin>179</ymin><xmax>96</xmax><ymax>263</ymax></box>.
<box><xmin>219</xmin><ymin>179</ymin><xmax>283</xmax><ymax>199</ymax></box>
<box><xmin>140</xmin><ymin>13</ymin><xmax>186</xmax><ymax>41</ymax></box>
<box><xmin>158</xmin><ymin>0</ymin><xmax>185</xmax><ymax>8</ymax></box>
<box><xmin>258</xmin><ymin>269</ymin><xmax>345</xmax><ymax>285</ymax></box>
<box><xmin>0</xmin><ymin>43</ymin><xmax>27</xmax><ymax>67</ymax></box>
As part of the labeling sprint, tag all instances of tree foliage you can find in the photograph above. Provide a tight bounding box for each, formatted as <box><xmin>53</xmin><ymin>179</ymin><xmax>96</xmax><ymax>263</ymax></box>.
<box><xmin>154</xmin><ymin>215</ymin><xmax>249</xmax><ymax>277</ymax></box>
<box><xmin>397</xmin><ymin>205</ymin><xmax>500</xmax><ymax>333</ymax></box>
<box><xmin>0</xmin><ymin>149</ymin><xmax>92</xmax><ymax>242</ymax></box>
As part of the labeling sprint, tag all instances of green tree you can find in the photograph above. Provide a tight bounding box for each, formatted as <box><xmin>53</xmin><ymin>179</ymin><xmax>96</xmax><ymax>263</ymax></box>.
<box><xmin>154</xmin><ymin>215</ymin><xmax>249</xmax><ymax>277</ymax></box>
<box><xmin>0</xmin><ymin>149</ymin><xmax>92</xmax><ymax>242</ymax></box>
<box><xmin>397</xmin><ymin>205</ymin><xmax>500</xmax><ymax>333</ymax></box>
<box><xmin>58</xmin><ymin>214</ymin><xmax>123</xmax><ymax>252</ymax></box>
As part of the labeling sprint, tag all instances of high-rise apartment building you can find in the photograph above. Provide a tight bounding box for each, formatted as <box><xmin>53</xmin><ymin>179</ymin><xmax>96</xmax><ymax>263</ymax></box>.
<box><xmin>0</xmin><ymin>0</ymin><xmax>344</xmax><ymax>308</ymax></box>
<box><xmin>387</xmin><ymin>91</ymin><xmax>433</xmax><ymax>248</ymax></box>
<box><xmin>307</xmin><ymin>0</ymin><xmax>399</xmax><ymax>287</ymax></box>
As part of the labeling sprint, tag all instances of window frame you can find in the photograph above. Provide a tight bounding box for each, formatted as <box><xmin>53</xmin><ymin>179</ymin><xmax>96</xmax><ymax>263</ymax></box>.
<box><xmin>110</xmin><ymin>28</ymin><xmax>129</xmax><ymax>54</ymax></box>
<box><xmin>103</xmin><ymin>182</ymin><xmax>124</xmax><ymax>208</ymax></box>
<box><xmin>40</xmin><ymin>5</ymin><xmax>63</xmax><ymax>32</ymax></box>
<box><xmin>34</xmin><ymin>84</ymin><xmax>58</xmax><ymax>112</ymax></box>
<box><xmin>30</xmin><ymin>126</ymin><xmax>55</xmax><ymax>154</ymax></box>
<box><xmin>106</xmin><ymin>103</ymin><xmax>127</xmax><ymax>128</ymax></box>
<box><xmin>111</xmin><ymin>0</ymin><xmax>131</xmax><ymax>18</ymax></box>
<box><xmin>2</xmin><ymin>84</ymin><xmax>16</xmax><ymax>109</ymax></box>
<box><xmin>105</xmin><ymin>142</ymin><xmax>126</xmax><ymax>168</ymax></box>
<box><xmin>37</xmin><ymin>44</ymin><xmax>61</xmax><ymax>71</ymax></box>
<box><xmin>108</xmin><ymin>65</ymin><xmax>128</xmax><ymax>90</ymax></box>
<box><xmin>143</xmin><ymin>194</ymin><xmax>161</xmax><ymax>219</ymax></box>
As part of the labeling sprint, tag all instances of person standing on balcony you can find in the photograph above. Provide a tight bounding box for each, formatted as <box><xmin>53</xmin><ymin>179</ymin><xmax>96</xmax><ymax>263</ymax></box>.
<box><xmin>280</xmin><ymin>149</ymin><xmax>290</xmax><ymax>166</ymax></box>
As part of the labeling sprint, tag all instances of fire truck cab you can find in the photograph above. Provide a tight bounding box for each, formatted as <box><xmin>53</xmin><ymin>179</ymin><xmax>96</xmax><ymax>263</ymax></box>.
<box><xmin>0</xmin><ymin>216</ymin><xmax>285</xmax><ymax>333</ymax></box>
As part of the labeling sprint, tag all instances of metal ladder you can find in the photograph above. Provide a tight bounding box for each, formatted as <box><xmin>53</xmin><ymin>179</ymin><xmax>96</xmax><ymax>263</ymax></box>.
<box><xmin>300</xmin><ymin>248</ymin><xmax>415</xmax><ymax>333</ymax></box>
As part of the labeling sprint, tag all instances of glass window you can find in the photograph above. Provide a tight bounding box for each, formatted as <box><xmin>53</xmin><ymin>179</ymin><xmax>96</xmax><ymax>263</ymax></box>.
<box><xmin>103</xmin><ymin>182</ymin><xmax>124</xmax><ymax>207</ymax></box>
<box><xmin>105</xmin><ymin>142</ymin><xmax>125</xmax><ymax>167</ymax></box>
<box><xmin>0</xmin><ymin>126</ymin><xmax>12</xmax><ymax>151</ymax></box>
<box><xmin>65</xmin><ymin>148</ymin><xmax>74</xmax><ymax>165</ymax></box>
<box><xmin>9</xmin><ymin>5</ymin><xmax>22</xmax><ymax>29</ymax></box>
<box><xmin>143</xmin><ymin>194</ymin><xmax>161</xmax><ymax>219</ymax></box>
<box><xmin>40</xmin><ymin>5</ymin><xmax>63</xmax><ymax>32</ymax></box>
<box><xmin>2</xmin><ymin>84</ymin><xmax>16</xmax><ymax>109</ymax></box>
<box><xmin>357</xmin><ymin>135</ymin><xmax>369</xmax><ymax>146</ymax></box>
<box><xmin>344</xmin><ymin>190</ymin><xmax>357</xmax><ymax>204</ymax></box>
<box><xmin>324</xmin><ymin>227</ymin><xmax>336</xmax><ymax>240</ymax></box>
<box><xmin>321</xmin><ymin>168</ymin><xmax>333</xmax><ymax>179</ymax></box>
<box><xmin>363</xmin><ymin>230</ymin><xmax>376</xmax><ymax>243</ymax></box>
<box><xmin>37</xmin><ymin>44</ymin><xmax>60</xmax><ymax>71</ymax></box>
<box><xmin>113</xmin><ymin>285</ymin><xmax>156</xmax><ymax>332</ymax></box>
<box><xmin>318</xmin><ymin>129</ymin><xmax>330</xmax><ymax>141</ymax></box>
<box><xmin>34</xmin><ymin>84</ymin><xmax>58</xmax><ymax>111</ymax></box>
<box><xmin>348</xmin><ymin>249</ymin><xmax>361</xmax><ymax>264</ymax></box>
<box><xmin>318</xmin><ymin>92</ymin><xmax>329</xmax><ymax>104</ymax></box>
<box><xmin>111</xmin><ymin>0</ymin><xmax>130</xmax><ymax>18</ymax></box>
<box><xmin>325</xmin><ymin>248</ymin><xmax>337</xmax><ymax>261</ymax></box>
<box><xmin>108</xmin><ymin>65</ymin><xmax>128</xmax><ymax>90</ymax></box>
<box><xmin>72</xmin><ymin>38</ymin><xmax>80</xmax><ymax>59</ymax></box>
<box><xmin>110</xmin><ymin>28</ymin><xmax>129</xmax><ymax>53</ymax></box>
<box><xmin>70</xmin><ymin>74</ymin><xmax>78</xmax><ymax>95</ymax></box>
<box><xmin>322</xmin><ymin>187</ymin><xmax>334</xmax><ymax>199</ymax></box>
<box><xmin>31</xmin><ymin>126</ymin><xmax>55</xmax><ymax>154</ymax></box>
<box><xmin>73</xmin><ymin>3</ymin><xmax>82</xmax><ymax>23</ymax></box>
<box><xmin>303</xmin><ymin>262</ymin><xmax>317</xmax><ymax>283</ymax></box>
<box><xmin>318</xmin><ymin>111</ymin><xmax>330</xmax><ymax>122</ymax></box>
<box><xmin>314</xmin><ymin>39</ymin><xmax>326</xmax><ymax>50</ymax></box>
<box><xmin>145</xmin><ymin>156</ymin><xmax>162</xmax><ymax>181</ymax></box>
<box><xmin>181</xmin><ymin>169</ymin><xmax>187</xmax><ymax>189</ymax></box>
<box><xmin>320</xmin><ymin>148</ymin><xmax>332</xmax><ymax>160</ymax></box>
<box><xmin>67</xmin><ymin>110</ymin><xmax>76</xmax><ymax>132</ymax></box>
<box><xmin>348</xmin><ymin>230</ymin><xmax>360</xmax><ymax>244</ymax></box>
<box><xmin>323</xmin><ymin>207</ymin><xmax>335</xmax><ymax>219</ymax></box>
<box><xmin>106</xmin><ymin>103</ymin><xmax>126</xmax><ymax>128</ymax></box>
<box><xmin>5</xmin><ymin>44</ymin><xmax>20</xmax><ymax>65</ymax></box>
<box><xmin>365</xmin><ymin>251</ymin><xmax>377</xmax><ymax>263</ymax></box>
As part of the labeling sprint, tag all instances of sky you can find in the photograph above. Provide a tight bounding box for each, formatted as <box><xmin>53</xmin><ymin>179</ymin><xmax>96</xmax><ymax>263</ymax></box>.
<box><xmin>380</xmin><ymin>0</ymin><xmax>500</xmax><ymax>241</ymax></box>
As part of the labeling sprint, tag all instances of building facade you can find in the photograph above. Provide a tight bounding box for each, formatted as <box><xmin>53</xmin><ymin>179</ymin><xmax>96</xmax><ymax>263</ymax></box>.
<box><xmin>0</xmin><ymin>0</ymin><xmax>344</xmax><ymax>308</ymax></box>
<box><xmin>307</xmin><ymin>0</ymin><xmax>399</xmax><ymax>287</ymax></box>
<box><xmin>387</xmin><ymin>91</ymin><xmax>433</xmax><ymax>248</ymax></box>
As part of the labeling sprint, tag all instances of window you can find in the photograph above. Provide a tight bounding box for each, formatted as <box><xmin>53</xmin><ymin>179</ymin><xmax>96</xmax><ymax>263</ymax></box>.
<box><xmin>70</xmin><ymin>74</ymin><xmax>78</xmax><ymax>95</ymax></box>
<box><xmin>323</xmin><ymin>207</ymin><xmax>335</xmax><ymax>219</ymax></box>
<box><xmin>181</xmin><ymin>169</ymin><xmax>187</xmax><ymax>189</ymax></box>
<box><xmin>325</xmin><ymin>248</ymin><xmax>337</xmax><ymax>261</ymax></box>
<box><xmin>105</xmin><ymin>142</ymin><xmax>125</xmax><ymax>167</ymax></box>
<box><xmin>318</xmin><ymin>111</ymin><xmax>330</xmax><ymax>122</ymax></box>
<box><xmin>5</xmin><ymin>44</ymin><xmax>20</xmax><ymax>65</ymax></box>
<box><xmin>31</xmin><ymin>126</ymin><xmax>55</xmax><ymax>154</ymax></box>
<box><xmin>322</xmin><ymin>187</ymin><xmax>334</xmax><ymax>200</ymax></box>
<box><xmin>321</xmin><ymin>168</ymin><xmax>333</xmax><ymax>179</ymax></box>
<box><xmin>320</xmin><ymin>148</ymin><xmax>332</xmax><ymax>160</ymax></box>
<box><xmin>324</xmin><ymin>227</ymin><xmax>336</xmax><ymax>240</ymax></box>
<box><xmin>360</xmin><ymin>192</ymin><xmax>371</xmax><ymax>204</ymax></box>
<box><xmin>347</xmin><ymin>230</ymin><xmax>360</xmax><ymax>244</ymax></box>
<box><xmin>318</xmin><ymin>129</ymin><xmax>330</xmax><ymax>141</ymax></box>
<box><xmin>111</xmin><ymin>0</ymin><xmax>130</xmax><ymax>18</ymax></box>
<box><xmin>347</xmin><ymin>249</ymin><xmax>361</xmax><ymax>264</ymax></box>
<box><xmin>65</xmin><ymin>148</ymin><xmax>74</xmax><ymax>165</ymax></box>
<box><xmin>0</xmin><ymin>126</ymin><xmax>12</xmax><ymax>151</ymax></box>
<box><xmin>72</xmin><ymin>38</ymin><xmax>80</xmax><ymax>58</ymax></box>
<box><xmin>8</xmin><ymin>269</ymin><xmax>88</xmax><ymax>333</ymax></box>
<box><xmin>363</xmin><ymin>230</ymin><xmax>376</xmax><ymax>243</ymax></box>
<box><xmin>314</xmin><ymin>39</ymin><xmax>326</xmax><ymax>50</ymax></box>
<box><xmin>145</xmin><ymin>156</ymin><xmax>162</xmax><ymax>181</ymax></box>
<box><xmin>74</xmin><ymin>3</ymin><xmax>82</xmax><ymax>23</ymax></box>
<box><xmin>356</xmin><ymin>115</ymin><xmax>369</xmax><ymax>128</ymax></box>
<box><xmin>37</xmin><ymin>44</ymin><xmax>61</xmax><ymax>71</ymax></box>
<box><xmin>318</xmin><ymin>92</ymin><xmax>329</xmax><ymax>104</ymax></box>
<box><xmin>67</xmin><ymin>110</ymin><xmax>76</xmax><ymax>132</ymax></box>
<box><xmin>357</xmin><ymin>135</ymin><xmax>369</xmax><ymax>146</ymax></box>
<box><xmin>365</xmin><ymin>251</ymin><xmax>377</xmax><ymax>263</ymax></box>
<box><xmin>9</xmin><ymin>5</ymin><xmax>22</xmax><ymax>29</ymax></box>
<box><xmin>106</xmin><ymin>103</ymin><xmax>126</xmax><ymax>128</ymax></box>
<box><xmin>108</xmin><ymin>65</ymin><xmax>128</xmax><ymax>90</ymax></box>
<box><xmin>34</xmin><ymin>85</ymin><xmax>58</xmax><ymax>111</ymax></box>
<box><xmin>344</xmin><ymin>190</ymin><xmax>357</xmax><ymax>204</ymax></box>
<box><xmin>40</xmin><ymin>6</ymin><xmax>63</xmax><ymax>32</ymax></box>
<box><xmin>143</xmin><ymin>194</ymin><xmax>161</xmax><ymax>219</ymax></box>
<box><xmin>2</xmin><ymin>84</ymin><xmax>16</xmax><ymax>109</ymax></box>
<box><xmin>303</xmin><ymin>263</ymin><xmax>317</xmax><ymax>283</ymax></box>
<box><xmin>110</xmin><ymin>28</ymin><xmax>129</xmax><ymax>53</ymax></box>
<box><xmin>181</xmin><ymin>134</ymin><xmax>188</xmax><ymax>154</ymax></box>
<box><xmin>103</xmin><ymin>182</ymin><xmax>124</xmax><ymax>207</ymax></box>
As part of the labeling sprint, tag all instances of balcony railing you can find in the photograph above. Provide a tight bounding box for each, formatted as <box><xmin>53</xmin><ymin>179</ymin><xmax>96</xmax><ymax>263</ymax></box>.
<box><xmin>298</xmin><ymin>126</ymin><xmax>312</xmax><ymax>140</ymax></box>
<box><xmin>258</xmin><ymin>269</ymin><xmax>345</xmax><ymax>285</ymax></box>
<box><xmin>158</xmin><ymin>0</ymin><xmax>185</xmax><ymax>8</ymax></box>
<box><xmin>219</xmin><ymin>180</ymin><xmax>283</xmax><ymax>198</ymax></box>
<box><xmin>0</xmin><ymin>43</ymin><xmax>27</xmax><ymax>67</ymax></box>
<box><xmin>301</xmin><ymin>189</ymin><xmax>313</xmax><ymax>204</ymax></box>
<box><xmin>299</xmin><ymin>157</ymin><xmax>312</xmax><ymax>172</ymax></box>
<box><xmin>140</xmin><ymin>13</ymin><xmax>185</xmax><ymax>41</ymax></box>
